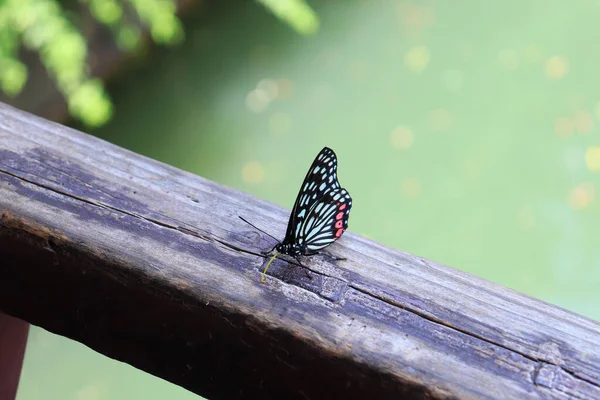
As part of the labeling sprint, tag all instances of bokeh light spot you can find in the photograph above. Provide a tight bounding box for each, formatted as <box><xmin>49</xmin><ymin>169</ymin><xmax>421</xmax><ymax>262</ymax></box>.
<box><xmin>573</xmin><ymin>110</ymin><xmax>593</xmax><ymax>133</ymax></box>
<box><xmin>461</xmin><ymin>159</ymin><xmax>483</xmax><ymax>182</ymax></box>
<box><xmin>390</xmin><ymin>126</ymin><xmax>414</xmax><ymax>150</ymax></box>
<box><xmin>245</xmin><ymin>89</ymin><xmax>270</xmax><ymax>113</ymax></box>
<box><xmin>569</xmin><ymin>183</ymin><xmax>595</xmax><ymax>210</ymax></box>
<box><xmin>545</xmin><ymin>56</ymin><xmax>569</xmax><ymax>79</ymax></box>
<box><xmin>242</xmin><ymin>161</ymin><xmax>265</xmax><ymax>184</ymax></box>
<box><xmin>257</xmin><ymin>79</ymin><xmax>278</xmax><ymax>100</ymax></box>
<box><xmin>405</xmin><ymin>46</ymin><xmax>430</xmax><ymax>73</ymax></box>
<box><xmin>429</xmin><ymin>108</ymin><xmax>453</xmax><ymax>131</ymax></box>
<box><xmin>585</xmin><ymin>147</ymin><xmax>600</xmax><ymax>172</ymax></box>
<box><xmin>554</xmin><ymin>116</ymin><xmax>574</xmax><ymax>138</ymax></box>
<box><xmin>497</xmin><ymin>48</ymin><xmax>520</xmax><ymax>71</ymax></box>
<box><xmin>401</xmin><ymin>178</ymin><xmax>421</xmax><ymax>198</ymax></box>
<box><xmin>276</xmin><ymin>78</ymin><xmax>294</xmax><ymax>99</ymax></box>
<box><xmin>397</xmin><ymin>2</ymin><xmax>435</xmax><ymax>36</ymax></box>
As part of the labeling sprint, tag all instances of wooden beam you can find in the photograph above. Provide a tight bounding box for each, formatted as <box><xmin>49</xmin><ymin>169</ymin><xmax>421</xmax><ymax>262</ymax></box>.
<box><xmin>0</xmin><ymin>102</ymin><xmax>599</xmax><ymax>399</ymax></box>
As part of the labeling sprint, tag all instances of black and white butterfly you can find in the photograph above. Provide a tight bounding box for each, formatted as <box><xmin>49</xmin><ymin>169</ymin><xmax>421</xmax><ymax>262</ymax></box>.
<box><xmin>241</xmin><ymin>147</ymin><xmax>352</xmax><ymax>280</ymax></box>
<box><xmin>276</xmin><ymin>147</ymin><xmax>352</xmax><ymax>256</ymax></box>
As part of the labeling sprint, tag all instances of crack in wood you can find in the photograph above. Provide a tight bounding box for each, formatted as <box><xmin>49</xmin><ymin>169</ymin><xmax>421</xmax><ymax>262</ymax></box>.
<box><xmin>2</xmin><ymin>166</ymin><xmax>599</xmax><ymax>393</ymax></box>
<box><xmin>348</xmin><ymin>282</ymin><xmax>599</xmax><ymax>392</ymax></box>
<box><xmin>1</xmin><ymin>166</ymin><xmax>347</xmax><ymax>299</ymax></box>
<box><xmin>533</xmin><ymin>362</ymin><xmax>600</xmax><ymax>400</ymax></box>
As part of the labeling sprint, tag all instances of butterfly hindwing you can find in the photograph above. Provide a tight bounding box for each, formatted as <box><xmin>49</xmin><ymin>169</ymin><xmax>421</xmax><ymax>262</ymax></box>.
<box><xmin>298</xmin><ymin>187</ymin><xmax>352</xmax><ymax>253</ymax></box>
<box><xmin>284</xmin><ymin>147</ymin><xmax>340</xmax><ymax>243</ymax></box>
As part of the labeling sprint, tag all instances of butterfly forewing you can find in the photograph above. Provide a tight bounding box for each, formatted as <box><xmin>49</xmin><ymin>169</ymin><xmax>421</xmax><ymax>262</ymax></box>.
<box><xmin>284</xmin><ymin>147</ymin><xmax>341</xmax><ymax>243</ymax></box>
<box><xmin>299</xmin><ymin>188</ymin><xmax>352</xmax><ymax>253</ymax></box>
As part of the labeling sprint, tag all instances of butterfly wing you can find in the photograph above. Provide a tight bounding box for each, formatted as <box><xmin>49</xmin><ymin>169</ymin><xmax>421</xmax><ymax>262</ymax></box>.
<box><xmin>297</xmin><ymin>187</ymin><xmax>352</xmax><ymax>253</ymax></box>
<box><xmin>283</xmin><ymin>147</ymin><xmax>341</xmax><ymax>243</ymax></box>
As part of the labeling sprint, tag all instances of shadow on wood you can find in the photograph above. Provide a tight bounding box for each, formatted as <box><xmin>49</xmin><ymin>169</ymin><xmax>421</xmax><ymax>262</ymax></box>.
<box><xmin>0</xmin><ymin>102</ymin><xmax>599</xmax><ymax>399</ymax></box>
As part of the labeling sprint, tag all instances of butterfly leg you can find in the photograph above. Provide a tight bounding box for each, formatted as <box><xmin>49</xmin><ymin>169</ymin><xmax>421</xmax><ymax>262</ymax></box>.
<box><xmin>264</xmin><ymin>243</ymin><xmax>278</xmax><ymax>256</ymax></box>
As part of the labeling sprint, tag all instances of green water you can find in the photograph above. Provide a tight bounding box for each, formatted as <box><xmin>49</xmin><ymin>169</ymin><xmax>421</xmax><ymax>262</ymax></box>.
<box><xmin>17</xmin><ymin>1</ymin><xmax>600</xmax><ymax>398</ymax></box>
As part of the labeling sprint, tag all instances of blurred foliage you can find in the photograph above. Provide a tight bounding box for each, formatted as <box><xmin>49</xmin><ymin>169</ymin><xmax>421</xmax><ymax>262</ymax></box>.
<box><xmin>0</xmin><ymin>0</ymin><xmax>319</xmax><ymax>127</ymax></box>
<box><xmin>258</xmin><ymin>0</ymin><xmax>319</xmax><ymax>35</ymax></box>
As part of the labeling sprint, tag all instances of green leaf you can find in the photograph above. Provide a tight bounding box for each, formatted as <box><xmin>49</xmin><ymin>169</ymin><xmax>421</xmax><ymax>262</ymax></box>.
<box><xmin>0</xmin><ymin>58</ymin><xmax>27</xmax><ymax>96</ymax></box>
<box><xmin>258</xmin><ymin>0</ymin><xmax>319</xmax><ymax>35</ymax></box>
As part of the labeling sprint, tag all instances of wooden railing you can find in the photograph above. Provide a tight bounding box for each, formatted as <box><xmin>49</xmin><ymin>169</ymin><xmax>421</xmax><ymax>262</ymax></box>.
<box><xmin>1</xmin><ymin>102</ymin><xmax>599</xmax><ymax>399</ymax></box>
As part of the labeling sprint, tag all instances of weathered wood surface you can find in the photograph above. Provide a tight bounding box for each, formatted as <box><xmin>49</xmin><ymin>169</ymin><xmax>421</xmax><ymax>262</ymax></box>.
<box><xmin>0</xmin><ymin>102</ymin><xmax>599</xmax><ymax>400</ymax></box>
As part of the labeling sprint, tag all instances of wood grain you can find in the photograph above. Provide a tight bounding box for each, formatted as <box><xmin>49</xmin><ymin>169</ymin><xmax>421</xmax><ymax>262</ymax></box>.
<box><xmin>0</xmin><ymin>102</ymin><xmax>599</xmax><ymax>399</ymax></box>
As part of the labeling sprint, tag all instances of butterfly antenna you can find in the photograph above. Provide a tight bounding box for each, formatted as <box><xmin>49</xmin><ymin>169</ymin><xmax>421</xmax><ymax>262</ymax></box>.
<box><xmin>261</xmin><ymin>251</ymin><xmax>280</xmax><ymax>282</ymax></box>
<box><xmin>238</xmin><ymin>216</ymin><xmax>280</xmax><ymax>242</ymax></box>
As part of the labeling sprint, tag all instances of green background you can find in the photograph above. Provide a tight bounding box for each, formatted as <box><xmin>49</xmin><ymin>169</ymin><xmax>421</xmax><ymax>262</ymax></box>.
<box><xmin>17</xmin><ymin>1</ymin><xmax>600</xmax><ymax>398</ymax></box>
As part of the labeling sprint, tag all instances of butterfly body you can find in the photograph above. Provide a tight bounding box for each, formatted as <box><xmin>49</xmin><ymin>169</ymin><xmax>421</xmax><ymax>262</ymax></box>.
<box><xmin>274</xmin><ymin>242</ymin><xmax>304</xmax><ymax>257</ymax></box>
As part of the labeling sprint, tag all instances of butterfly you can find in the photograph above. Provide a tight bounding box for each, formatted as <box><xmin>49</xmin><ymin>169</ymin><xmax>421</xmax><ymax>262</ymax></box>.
<box><xmin>241</xmin><ymin>147</ymin><xmax>352</xmax><ymax>281</ymax></box>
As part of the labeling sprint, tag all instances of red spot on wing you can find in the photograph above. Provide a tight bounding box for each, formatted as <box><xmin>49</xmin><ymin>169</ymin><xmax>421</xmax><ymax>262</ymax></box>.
<box><xmin>335</xmin><ymin>220</ymin><xmax>344</xmax><ymax>229</ymax></box>
<box><xmin>335</xmin><ymin>228</ymin><xmax>344</xmax><ymax>238</ymax></box>
<box><xmin>335</xmin><ymin>211</ymin><xmax>344</xmax><ymax>220</ymax></box>
<box><xmin>338</xmin><ymin>203</ymin><xmax>347</xmax><ymax>210</ymax></box>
